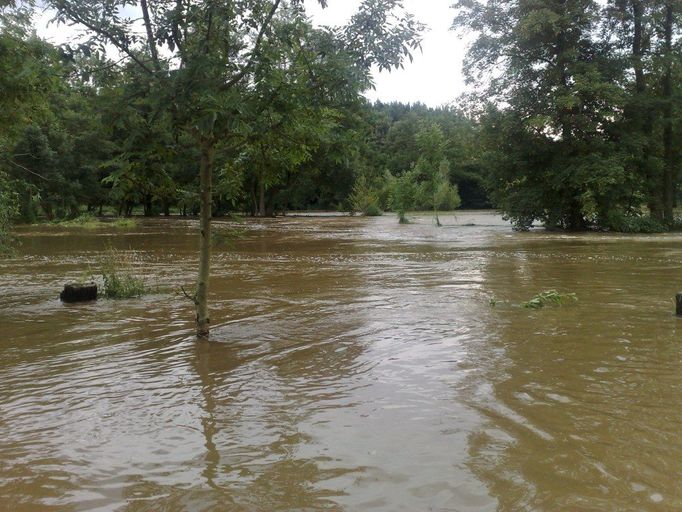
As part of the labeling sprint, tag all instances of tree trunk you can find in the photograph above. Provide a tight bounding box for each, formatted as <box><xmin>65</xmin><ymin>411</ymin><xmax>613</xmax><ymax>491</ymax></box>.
<box><xmin>258</xmin><ymin>175</ymin><xmax>266</xmax><ymax>217</ymax></box>
<box><xmin>196</xmin><ymin>142</ymin><xmax>214</xmax><ymax>338</ymax></box>
<box><xmin>567</xmin><ymin>197</ymin><xmax>586</xmax><ymax>231</ymax></box>
<box><xmin>662</xmin><ymin>0</ymin><xmax>675</xmax><ymax>224</ymax></box>
<box><xmin>631</xmin><ymin>0</ymin><xmax>663</xmax><ymax>220</ymax></box>
<box><xmin>249</xmin><ymin>181</ymin><xmax>257</xmax><ymax>216</ymax></box>
<box><xmin>144</xmin><ymin>195</ymin><xmax>153</xmax><ymax>217</ymax></box>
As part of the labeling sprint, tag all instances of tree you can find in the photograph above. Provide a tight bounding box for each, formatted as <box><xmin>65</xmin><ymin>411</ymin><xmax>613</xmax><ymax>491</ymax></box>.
<box><xmin>40</xmin><ymin>0</ymin><xmax>423</xmax><ymax>337</ymax></box>
<box><xmin>605</xmin><ymin>0</ymin><xmax>681</xmax><ymax>225</ymax></box>
<box><xmin>454</xmin><ymin>0</ymin><xmax>628</xmax><ymax>230</ymax></box>
<box><xmin>0</xmin><ymin>171</ymin><xmax>18</xmax><ymax>253</ymax></box>
<box><xmin>0</xmin><ymin>6</ymin><xmax>61</xmax><ymax>236</ymax></box>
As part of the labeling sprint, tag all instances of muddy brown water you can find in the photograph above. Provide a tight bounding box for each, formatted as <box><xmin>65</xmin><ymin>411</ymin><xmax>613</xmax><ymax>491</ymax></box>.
<box><xmin>1</xmin><ymin>211</ymin><xmax>682</xmax><ymax>511</ymax></box>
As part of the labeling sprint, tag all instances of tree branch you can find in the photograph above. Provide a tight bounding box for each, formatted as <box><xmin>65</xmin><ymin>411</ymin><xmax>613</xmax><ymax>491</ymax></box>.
<box><xmin>179</xmin><ymin>284</ymin><xmax>198</xmax><ymax>305</ymax></box>
<box><xmin>140</xmin><ymin>0</ymin><xmax>161</xmax><ymax>71</ymax></box>
<box><xmin>221</xmin><ymin>0</ymin><xmax>283</xmax><ymax>91</ymax></box>
<box><xmin>8</xmin><ymin>159</ymin><xmax>50</xmax><ymax>181</ymax></box>
<box><xmin>52</xmin><ymin>1</ymin><xmax>156</xmax><ymax>76</ymax></box>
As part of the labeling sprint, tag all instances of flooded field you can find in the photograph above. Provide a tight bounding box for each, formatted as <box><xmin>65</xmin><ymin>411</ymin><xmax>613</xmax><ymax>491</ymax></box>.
<box><xmin>1</xmin><ymin>211</ymin><xmax>682</xmax><ymax>511</ymax></box>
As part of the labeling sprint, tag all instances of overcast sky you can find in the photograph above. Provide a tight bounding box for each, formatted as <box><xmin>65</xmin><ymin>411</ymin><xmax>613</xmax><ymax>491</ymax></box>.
<box><xmin>37</xmin><ymin>1</ymin><xmax>468</xmax><ymax>108</ymax></box>
<box><xmin>304</xmin><ymin>0</ymin><xmax>468</xmax><ymax>107</ymax></box>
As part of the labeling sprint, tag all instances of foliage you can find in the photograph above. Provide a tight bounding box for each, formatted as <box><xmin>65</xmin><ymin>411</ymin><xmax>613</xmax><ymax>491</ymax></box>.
<box><xmin>100</xmin><ymin>247</ymin><xmax>146</xmax><ymax>299</ymax></box>
<box><xmin>522</xmin><ymin>290</ymin><xmax>577</xmax><ymax>309</ymax></box>
<box><xmin>454</xmin><ymin>0</ymin><xmax>682</xmax><ymax>231</ymax></box>
<box><xmin>349</xmin><ymin>175</ymin><xmax>382</xmax><ymax>216</ymax></box>
<box><xmin>603</xmin><ymin>212</ymin><xmax>667</xmax><ymax>234</ymax></box>
<box><xmin>2</xmin><ymin>0</ymin><xmax>682</xmax><ymax>239</ymax></box>
<box><xmin>391</xmin><ymin>168</ymin><xmax>420</xmax><ymax>223</ymax></box>
<box><xmin>383</xmin><ymin>121</ymin><xmax>463</xmax><ymax>223</ymax></box>
<box><xmin>0</xmin><ymin>172</ymin><xmax>18</xmax><ymax>253</ymax></box>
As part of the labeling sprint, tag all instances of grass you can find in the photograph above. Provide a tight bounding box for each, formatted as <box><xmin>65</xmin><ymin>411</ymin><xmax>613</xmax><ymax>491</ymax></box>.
<box><xmin>99</xmin><ymin>247</ymin><xmax>146</xmax><ymax>299</ymax></box>
<box><xmin>522</xmin><ymin>290</ymin><xmax>577</xmax><ymax>309</ymax></box>
<box><xmin>54</xmin><ymin>213</ymin><xmax>137</xmax><ymax>229</ymax></box>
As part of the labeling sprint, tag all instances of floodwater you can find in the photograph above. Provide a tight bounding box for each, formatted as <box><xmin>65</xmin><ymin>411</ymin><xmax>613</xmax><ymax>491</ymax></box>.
<box><xmin>1</xmin><ymin>211</ymin><xmax>682</xmax><ymax>511</ymax></box>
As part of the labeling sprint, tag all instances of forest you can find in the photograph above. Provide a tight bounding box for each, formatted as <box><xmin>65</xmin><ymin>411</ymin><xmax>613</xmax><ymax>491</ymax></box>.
<box><xmin>1</xmin><ymin>0</ymin><xmax>681</xmax><ymax>240</ymax></box>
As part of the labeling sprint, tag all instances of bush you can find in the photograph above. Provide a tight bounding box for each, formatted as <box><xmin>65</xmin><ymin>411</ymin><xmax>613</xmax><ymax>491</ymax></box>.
<box><xmin>604</xmin><ymin>211</ymin><xmax>667</xmax><ymax>233</ymax></box>
<box><xmin>349</xmin><ymin>175</ymin><xmax>382</xmax><ymax>216</ymax></box>
<box><xmin>363</xmin><ymin>203</ymin><xmax>382</xmax><ymax>217</ymax></box>
<box><xmin>390</xmin><ymin>168</ymin><xmax>419</xmax><ymax>223</ymax></box>
<box><xmin>434</xmin><ymin>181</ymin><xmax>462</xmax><ymax>211</ymax></box>
<box><xmin>100</xmin><ymin>247</ymin><xmax>146</xmax><ymax>299</ymax></box>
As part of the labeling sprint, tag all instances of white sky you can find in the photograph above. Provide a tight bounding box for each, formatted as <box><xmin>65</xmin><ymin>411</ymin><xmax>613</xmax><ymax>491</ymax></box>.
<box><xmin>36</xmin><ymin>1</ymin><xmax>468</xmax><ymax>107</ymax></box>
<box><xmin>304</xmin><ymin>0</ymin><xmax>468</xmax><ymax>107</ymax></box>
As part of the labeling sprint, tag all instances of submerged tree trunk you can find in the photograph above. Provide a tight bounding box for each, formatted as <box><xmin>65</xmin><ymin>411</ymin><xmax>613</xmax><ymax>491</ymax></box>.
<box><xmin>196</xmin><ymin>142</ymin><xmax>214</xmax><ymax>338</ymax></box>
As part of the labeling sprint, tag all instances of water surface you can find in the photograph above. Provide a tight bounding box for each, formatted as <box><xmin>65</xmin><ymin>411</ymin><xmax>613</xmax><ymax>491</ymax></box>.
<box><xmin>1</xmin><ymin>212</ymin><xmax>681</xmax><ymax>511</ymax></box>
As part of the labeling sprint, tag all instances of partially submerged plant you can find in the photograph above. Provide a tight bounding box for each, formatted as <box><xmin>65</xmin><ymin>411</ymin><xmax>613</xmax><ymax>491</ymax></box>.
<box><xmin>212</xmin><ymin>226</ymin><xmax>245</xmax><ymax>248</ymax></box>
<box><xmin>56</xmin><ymin>214</ymin><xmax>137</xmax><ymax>229</ymax></box>
<box><xmin>522</xmin><ymin>290</ymin><xmax>577</xmax><ymax>309</ymax></box>
<box><xmin>212</xmin><ymin>214</ymin><xmax>246</xmax><ymax>248</ymax></box>
<box><xmin>110</xmin><ymin>218</ymin><xmax>137</xmax><ymax>228</ymax></box>
<box><xmin>349</xmin><ymin>175</ymin><xmax>383</xmax><ymax>217</ymax></box>
<box><xmin>100</xmin><ymin>247</ymin><xmax>146</xmax><ymax>299</ymax></box>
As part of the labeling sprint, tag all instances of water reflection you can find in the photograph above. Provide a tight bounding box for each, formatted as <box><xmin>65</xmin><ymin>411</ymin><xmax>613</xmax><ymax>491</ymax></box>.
<box><xmin>187</xmin><ymin>321</ymin><xmax>368</xmax><ymax>508</ymax></box>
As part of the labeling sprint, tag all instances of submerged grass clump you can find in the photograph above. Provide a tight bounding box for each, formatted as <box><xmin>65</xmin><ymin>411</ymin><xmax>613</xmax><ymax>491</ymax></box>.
<box><xmin>55</xmin><ymin>214</ymin><xmax>137</xmax><ymax>229</ymax></box>
<box><xmin>522</xmin><ymin>290</ymin><xmax>577</xmax><ymax>309</ymax></box>
<box><xmin>110</xmin><ymin>218</ymin><xmax>137</xmax><ymax>228</ymax></box>
<box><xmin>100</xmin><ymin>247</ymin><xmax>146</xmax><ymax>299</ymax></box>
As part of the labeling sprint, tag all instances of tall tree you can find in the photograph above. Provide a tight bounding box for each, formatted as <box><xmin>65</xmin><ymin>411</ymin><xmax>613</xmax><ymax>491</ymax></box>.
<box><xmin>41</xmin><ymin>0</ymin><xmax>423</xmax><ymax>337</ymax></box>
<box><xmin>454</xmin><ymin>0</ymin><xmax>626</xmax><ymax>230</ymax></box>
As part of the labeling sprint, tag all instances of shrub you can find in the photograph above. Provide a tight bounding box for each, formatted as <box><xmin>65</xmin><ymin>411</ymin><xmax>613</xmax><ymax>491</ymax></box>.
<box><xmin>605</xmin><ymin>211</ymin><xmax>667</xmax><ymax>233</ymax></box>
<box><xmin>100</xmin><ymin>247</ymin><xmax>146</xmax><ymax>299</ymax></box>
<box><xmin>391</xmin><ymin>168</ymin><xmax>419</xmax><ymax>223</ymax></box>
<box><xmin>349</xmin><ymin>175</ymin><xmax>383</xmax><ymax>216</ymax></box>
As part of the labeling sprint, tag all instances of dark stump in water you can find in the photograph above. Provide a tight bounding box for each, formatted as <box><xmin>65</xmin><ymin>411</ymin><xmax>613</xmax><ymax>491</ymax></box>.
<box><xmin>60</xmin><ymin>282</ymin><xmax>98</xmax><ymax>303</ymax></box>
<box><xmin>677</xmin><ymin>293</ymin><xmax>682</xmax><ymax>316</ymax></box>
